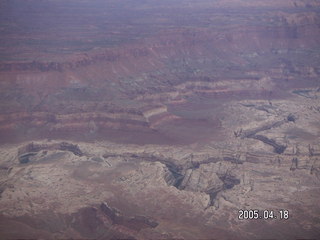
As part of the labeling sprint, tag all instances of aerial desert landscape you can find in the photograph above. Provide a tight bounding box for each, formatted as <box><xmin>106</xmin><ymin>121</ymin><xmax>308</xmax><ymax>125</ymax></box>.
<box><xmin>0</xmin><ymin>0</ymin><xmax>320</xmax><ymax>239</ymax></box>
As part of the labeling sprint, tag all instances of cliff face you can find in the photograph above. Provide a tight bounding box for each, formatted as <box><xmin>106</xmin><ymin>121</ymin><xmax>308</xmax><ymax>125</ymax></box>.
<box><xmin>0</xmin><ymin>1</ymin><xmax>320</xmax><ymax>239</ymax></box>
<box><xmin>0</xmin><ymin>22</ymin><xmax>319</xmax><ymax>73</ymax></box>
<box><xmin>1</xmin><ymin>136</ymin><xmax>320</xmax><ymax>239</ymax></box>
<box><xmin>0</xmin><ymin>0</ymin><xmax>319</xmax><ymax>145</ymax></box>
<box><xmin>0</xmin><ymin>28</ymin><xmax>318</xmax><ymax>143</ymax></box>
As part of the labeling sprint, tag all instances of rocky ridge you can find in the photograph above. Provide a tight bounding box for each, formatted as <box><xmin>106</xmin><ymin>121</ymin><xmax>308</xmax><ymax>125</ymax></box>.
<box><xmin>0</xmin><ymin>0</ymin><xmax>319</xmax><ymax>238</ymax></box>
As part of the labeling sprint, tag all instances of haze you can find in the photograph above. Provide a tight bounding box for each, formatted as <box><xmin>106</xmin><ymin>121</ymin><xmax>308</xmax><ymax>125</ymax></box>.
<box><xmin>0</xmin><ymin>0</ymin><xmax>319</xmax><ymax>239</ymax></box>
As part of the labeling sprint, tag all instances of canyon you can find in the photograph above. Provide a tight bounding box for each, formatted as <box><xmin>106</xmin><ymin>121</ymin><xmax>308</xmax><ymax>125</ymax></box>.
<box><xmin>0</xmin><ymin>0</ymin><xmax>320</xmax><ymax>239</ymax></box>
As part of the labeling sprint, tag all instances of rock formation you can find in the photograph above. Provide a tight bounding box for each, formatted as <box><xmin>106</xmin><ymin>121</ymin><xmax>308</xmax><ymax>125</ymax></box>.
<box><xmin>0</xmin><ymin>0</ymin><xmax>319</xmax><ymax>239</ymax></box>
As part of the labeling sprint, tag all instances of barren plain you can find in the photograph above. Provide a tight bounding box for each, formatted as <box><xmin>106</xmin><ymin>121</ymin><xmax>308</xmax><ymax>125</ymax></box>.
<box><xmin>0</xmin><ymin>0</ymin><xmax>320</xmax><ymax>239</ymax></box>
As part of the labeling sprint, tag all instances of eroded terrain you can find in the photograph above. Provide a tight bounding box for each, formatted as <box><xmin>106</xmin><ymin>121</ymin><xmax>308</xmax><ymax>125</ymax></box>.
<box><xmin>0</xmin><ymin>0</ymin><xmax>320</xmax><ymax>239</ymax></box>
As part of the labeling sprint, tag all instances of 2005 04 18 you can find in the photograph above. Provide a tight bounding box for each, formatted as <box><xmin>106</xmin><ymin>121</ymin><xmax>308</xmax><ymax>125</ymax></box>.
<box><xmin>238</xmin><ymin>209</ymin><xmax>289</xmax><ymax>220</ymax></box>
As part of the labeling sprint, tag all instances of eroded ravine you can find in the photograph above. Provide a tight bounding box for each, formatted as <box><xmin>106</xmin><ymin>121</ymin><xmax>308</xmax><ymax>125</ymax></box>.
<box><xmin>1</xmin><ymin>0</ymin><xmax>320</xmax><ymax>239</ymax></box>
